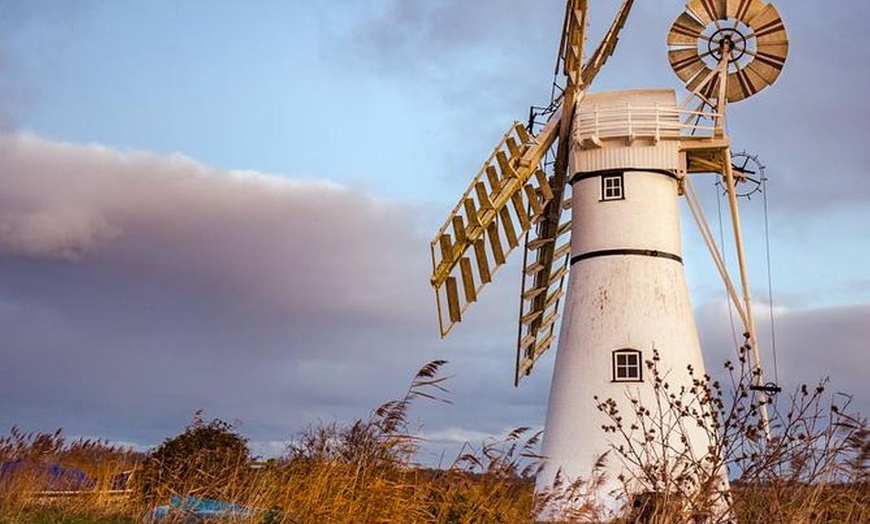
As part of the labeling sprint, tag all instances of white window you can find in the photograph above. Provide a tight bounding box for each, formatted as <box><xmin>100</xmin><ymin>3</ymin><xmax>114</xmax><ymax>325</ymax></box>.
<box><xmin>602</xmin><ymin>174</ymin><xmax>624</xmax><ymax>201</ymax></box>
<box><xmin>613</xmin><ymin>349</ymin><xmax>642</xmax><ymax>382</ymax></box>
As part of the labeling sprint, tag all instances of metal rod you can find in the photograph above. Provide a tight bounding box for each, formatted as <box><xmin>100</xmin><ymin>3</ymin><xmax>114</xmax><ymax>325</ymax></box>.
<box><xmin>723</xmin><ymin>146</ymin><xmax>772</xmax><ymax>439</ymax></box>
<box><xmin>716</xmin><ymin>44</ymin><xmax>772</xmax><ymax>438</ymax></box>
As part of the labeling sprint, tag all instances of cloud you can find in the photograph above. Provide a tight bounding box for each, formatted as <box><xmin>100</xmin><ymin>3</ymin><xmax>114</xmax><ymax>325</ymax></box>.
<box><xmin>327</xmin><ymin>0</ymin><xmax>567</xmax><ymax>152</ymax></box>
<box><xmin>0</xmin><ymin>207</ymin><xmax>119</xmax><ymax>261</ymax></box>
<box><xmin>0</xmin><ymin>133</ymin><xmax>428</xmax><ymax>323</ymax></box>
<box><xmin>0</xmin><ymin>133</ymin><xmax>551</xmax><ymax>454</ymax></box>
<box><xmin>339</xmin><ymin>0</ymin><xmax>558</xmax><ymax>75</ymax></box>
<box><xmin>0</xmin><ymin>132</ymin><xmax>445</xmax><ymax>444</ymax></box>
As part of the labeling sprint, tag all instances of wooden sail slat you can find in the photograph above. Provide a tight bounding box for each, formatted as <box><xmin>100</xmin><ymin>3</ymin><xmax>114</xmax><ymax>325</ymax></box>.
<box><xmin>519</xmin><ymin>333</ymin><xmax>537</xmax><ymax>350</ymax></box>
<box><xmin>439</xmin><ymin>234</ymin><xmax>453</xmax><ymax>267</ymax></box>
<box><xmin>539</xmin><ymin>309</ymin><xmax>560</xmax><ymax>331</ymax></box>
<box><xmin>452</xmin><ymin>216</ymin><xmax>466</xmax><ymax>245</ymax></box>
<box><xmin>522</xmin><ymin>286</ymin><xmax>548</xmax><ymax>300</ymax></box>
<box><xmin>514</xmin><ymin>122</ymin><xmax>533</xmax><ymax>145</ymax></box>
<box><xmin>463</xmin><ymin>198</ymin><xmax>481</xmax><ymax>230</ymax></box>
<box><xmin>525</xmin><ymin>184</ymin><xmax>545</xmax><ymax>218</ymax></box>
<box><xmin>505</xmin><ymin>136</ymin><xmax>522</xmax><ymax>159</ymax></box>
<box><xmin>496</xmin><ymin>150</ymin><xmax>519</xmax><ymax>179</ymax></box>
<box><xmin>533</xmin><ymin>333</ymin><xmax>556</xmax><ymax>358</ymax></box>
<box><xmin>545</xmin><ymin>287</ymin><xmax>564</xmax><ymax>309</ymax></box>
<box><xmin>521</xmin><ymin>309</ymin><xmax>543</xmax><ymax>325</ymax></box>
<box><xmin>528</xmin><ymin>237</ymin><xmax>555</xmax><ymax>251</ymax></box>
<box><xmin>473</xmin><ymin>239</ymin><xmax>492</xmax><ymax>284</ymax></box>
<box><xmin>485</xmin><ymin>165</ymin><xmax>502</xmax><ymax>192</ymax></box>
<box><xmin>535</xmin><ymin>169</ymin><xmax>554</xmax><ymax>201</ymax></box>
<box><xmin>487</xmin><ymin>222</ymin><xmax>506</xmax><ymax>265</ymax></box>
<box><xmin>499</xmin><ymin>207</ymin><xmax>519</xmax><ymax>249</ymax></box>
<box><xmin>511</xmin><ymin>192</ymin><xmax>531</xmax><ymax>231</ymax></box>
<box><xmin>459</xmin><ymin>257</ymin><xmax>477</xmax><ymax>303</ymax></box>
<box><xmin>445</xmin><ymin>277</ymin><xmax>461</xmax><ymax>323</ymax></box>
<box><xmin>475</xmin><ymin>181</ymin><xmax>494</xmax><ymax>212</ymax></box>
<box><xmin>549</xmin><ymin>265</ymin><xmax>569</xmax><ymax>285</ymax></box>
<box><xmin>525</xmin><ymin>261</ymin><xmax>546</xmax><ymax>275</ymax></box>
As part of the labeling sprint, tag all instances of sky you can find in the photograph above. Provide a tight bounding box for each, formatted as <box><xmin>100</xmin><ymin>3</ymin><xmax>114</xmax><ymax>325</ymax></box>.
<box><xmin>1</xmin><ymin>0</ymin><xmax>868</xmax><ymax>461</ymax></box>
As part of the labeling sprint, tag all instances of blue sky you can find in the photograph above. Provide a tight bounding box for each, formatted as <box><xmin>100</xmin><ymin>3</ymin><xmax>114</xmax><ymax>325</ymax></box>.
<box><xmin>1</xmin><ymin>0</ymin><xmax>868</xmax><ymax>459</ymax></box>
<box><xmin>13</xmin><ymin>1</ymin><xmax>449</xmax><ymax>200</ymax></box>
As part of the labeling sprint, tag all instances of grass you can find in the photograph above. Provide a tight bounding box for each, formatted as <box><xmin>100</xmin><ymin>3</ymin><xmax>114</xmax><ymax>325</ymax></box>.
<box><xmin>0</xmin><ymin>357</ymin><xmax>867</xmax><ymax>523</ymax></box>
<box><xmin>0</xmin><ymin>509</ymin><xmax>135</xmax><ymax>524</ymax></box>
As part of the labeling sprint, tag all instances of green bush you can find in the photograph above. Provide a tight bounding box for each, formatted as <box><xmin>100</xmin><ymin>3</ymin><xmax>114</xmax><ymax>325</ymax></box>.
<box><xmin>134</xmin><ymin>414</ymin><xmax>250</xmax><ymax>504</ymax></box>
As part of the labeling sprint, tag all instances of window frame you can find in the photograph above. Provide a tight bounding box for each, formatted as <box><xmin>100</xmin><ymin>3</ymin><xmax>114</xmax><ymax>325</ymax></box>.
<box><xmin>612</xmin><ymin>349</ymin><xmax>643</xmax><ymax>383</ymax></box>
<box><xmin>601</xmin><ymin>173</ymin><xmax>625</xmax><ymax>201</ymax></box>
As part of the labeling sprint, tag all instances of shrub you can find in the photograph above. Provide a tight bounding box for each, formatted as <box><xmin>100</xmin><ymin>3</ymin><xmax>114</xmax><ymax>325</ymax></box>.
<box><xmin>134</xmin><ymin>414</ymin><xmax>250</xmax><ymax>504</ymax></box>
<box><xmin>593</xmin><ymin>335</ymin><xmax>869</xmax><ymax>523</ymax></box>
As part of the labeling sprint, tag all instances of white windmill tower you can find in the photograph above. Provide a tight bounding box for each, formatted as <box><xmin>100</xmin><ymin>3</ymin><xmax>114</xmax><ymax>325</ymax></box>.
<box><xmin>429</xmin><ymin>0</ymin><xmax>788</xmax><ymax>510</ymax></box>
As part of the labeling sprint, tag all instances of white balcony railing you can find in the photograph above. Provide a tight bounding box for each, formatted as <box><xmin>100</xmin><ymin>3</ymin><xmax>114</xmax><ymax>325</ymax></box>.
<box><xmin>575</xmin><ymin>104</ymin><xmax>721</xmax><ymax>144</ymax></box>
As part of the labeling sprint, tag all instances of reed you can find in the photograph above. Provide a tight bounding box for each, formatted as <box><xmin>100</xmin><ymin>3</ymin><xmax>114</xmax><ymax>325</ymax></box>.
<box><xmin>0</xmin><ymin>428</ymin><xmax>140</xmax><ymax>522</ymax></box>
<box><xmin>0</xmin><ymin>355</ymin><xmax>866</xmax><ymax>523</ymax></box>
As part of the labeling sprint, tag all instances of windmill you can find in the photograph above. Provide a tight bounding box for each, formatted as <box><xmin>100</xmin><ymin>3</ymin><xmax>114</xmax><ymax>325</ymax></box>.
<box><xmin>429</xmin><ymin>0</ymin><xmax>788</xmax><ymax>506</ymax></box>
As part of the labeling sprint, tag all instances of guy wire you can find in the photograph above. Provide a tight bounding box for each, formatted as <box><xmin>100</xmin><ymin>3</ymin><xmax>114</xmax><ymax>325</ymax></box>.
<box><xmin>762</xmin><ymin>174</ymin><xmax>780</xmax><ymax>386</ymax></box>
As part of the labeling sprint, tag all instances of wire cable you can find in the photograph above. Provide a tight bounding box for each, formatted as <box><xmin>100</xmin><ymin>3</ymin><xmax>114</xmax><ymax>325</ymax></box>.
<box><xmin>762</xmin><ymin>175</ymin><xmax>780</xmax><ymax>386</ymax></box>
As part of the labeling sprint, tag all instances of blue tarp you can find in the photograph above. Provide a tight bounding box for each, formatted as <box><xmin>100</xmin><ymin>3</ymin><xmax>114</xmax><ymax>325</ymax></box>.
<box><xmin>0</xmin><ymin>460</ymin><xmax>94</xmax><ymax>490</ymax></box>
<box><xmin>150</xmin><ymin>495</ymin><xmax>256</xmax><ymax>521</ymax></box>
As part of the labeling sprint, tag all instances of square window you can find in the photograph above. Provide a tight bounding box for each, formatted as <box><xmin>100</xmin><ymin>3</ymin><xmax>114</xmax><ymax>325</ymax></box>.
<box><xmin>613</xmin><ymin>349</ymin><xmax>642</xmax><ymax>382</ymax></box>
<box><xmin>601</xmin><ymin>174</ymin><xmax>624</xmax><ymax>201</ymax></box>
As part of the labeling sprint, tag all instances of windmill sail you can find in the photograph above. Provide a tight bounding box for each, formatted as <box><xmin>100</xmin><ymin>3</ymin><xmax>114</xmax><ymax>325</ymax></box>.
<box><xmin>429</xmin><ymin>0</ymin><xmax>638</xmax><ymax>382</ymax></box>
<box><xmin>430</xmin><ymin>118</ymin><xmax>561</xmax><ymax>337</ymax></box>
<box><xmin>515</xmin><ymin>0</ymin><xmax>636</xmax><ymax>383</ymax></box>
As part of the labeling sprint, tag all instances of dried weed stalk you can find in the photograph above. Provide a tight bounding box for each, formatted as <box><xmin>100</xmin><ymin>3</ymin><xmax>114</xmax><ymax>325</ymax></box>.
<box><xmin>593</xmin><ymin>335</ymin><xmax>868</xmax><ymax>523</ymax></box>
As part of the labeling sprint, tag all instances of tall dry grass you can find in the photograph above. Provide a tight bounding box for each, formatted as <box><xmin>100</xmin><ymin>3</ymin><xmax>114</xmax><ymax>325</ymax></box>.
<box><xmin>0</xmin><ymin>428</ymin><xmax>141</xmax><ymax>522</ymax></box>
<box><xmin>0</xmin><ymin>353</ymin><xmax>866</xmax><ymax>523</ymax></box>
<box><xmin>236</xmin><ymin>360</ymin><xmax>540</xmax><ymax>523</ymax></box>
